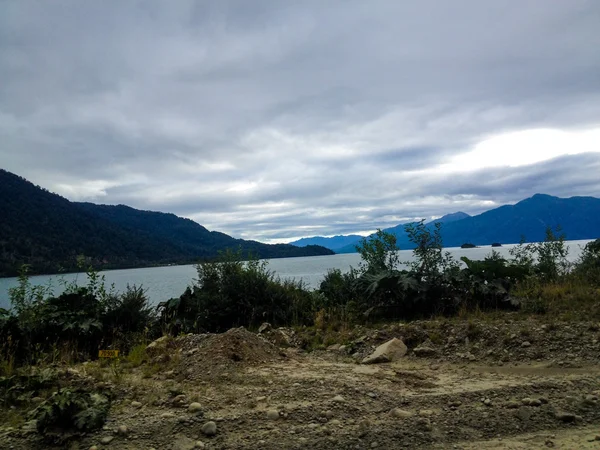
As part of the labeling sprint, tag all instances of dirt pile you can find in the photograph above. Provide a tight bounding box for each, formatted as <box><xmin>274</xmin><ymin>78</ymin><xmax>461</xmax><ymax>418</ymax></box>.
<box><xmin>176</xmin><ymin>327</ymin><xmax>284</xmax><ymax>380</ymax></box>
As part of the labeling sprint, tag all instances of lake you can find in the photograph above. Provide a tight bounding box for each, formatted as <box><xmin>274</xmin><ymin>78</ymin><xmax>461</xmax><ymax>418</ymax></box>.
<box><xmin>0</xmin><ymin>240</ymin><xmax>592</xmax><ymax>309</ymax></box>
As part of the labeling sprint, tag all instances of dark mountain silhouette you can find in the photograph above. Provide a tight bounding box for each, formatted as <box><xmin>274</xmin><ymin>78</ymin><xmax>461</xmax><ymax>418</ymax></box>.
<box><xmin>0</xmin><ymin>169</ymin><xmax>333</xmax><ymax>277</ymax></box>
<box><xmin>335</xmin><ymin>194</ymin><xmax>600</xmax><ymax>253</ymax></box>
<box><xmin>290</xmin><ymin>234</ymin><xmax>365</xmax><ymax>252</ymax></box>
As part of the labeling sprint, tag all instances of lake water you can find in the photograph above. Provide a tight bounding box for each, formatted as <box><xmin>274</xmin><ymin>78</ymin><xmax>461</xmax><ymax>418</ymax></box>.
<box><xmin>0</xmin><ymin>240</ymin><xmax>592</xmax><ymax>309</ymax></box>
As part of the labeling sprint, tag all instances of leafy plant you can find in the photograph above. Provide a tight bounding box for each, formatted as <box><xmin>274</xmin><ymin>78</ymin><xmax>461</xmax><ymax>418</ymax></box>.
<box><xmin>31</xmin><ymin>388</ymin><xmax>110</xmax><ymax>441</ymax></box>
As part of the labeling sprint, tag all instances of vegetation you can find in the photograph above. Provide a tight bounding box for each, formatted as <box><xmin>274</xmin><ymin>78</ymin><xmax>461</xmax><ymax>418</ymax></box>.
<box><xmin>0</xmin><ymin>218</ymin><xmax>598</xmax><ymax>442</ymax></box>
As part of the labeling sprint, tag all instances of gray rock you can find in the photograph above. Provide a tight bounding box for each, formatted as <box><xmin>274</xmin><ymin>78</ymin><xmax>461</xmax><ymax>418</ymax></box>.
<box><xmin>188</xmin><ymin>402</ymin><xmax>203</xmax><ymax>413</ymax></box>
<box><xmin>117</xmin><ymin>425</ymin><xmax>128</xmax><ymax>436</ymax></box>
<box><xmin>267</xmin><ymin>410</ymin><xmax>280</xmax><ymax>420</ymax></box>
<box><xmin>556</xmin><ymin>411</ymin><xmax>577</xmax><ymax>423</ymax></box>
<box><xmin>413</xmin><ymin>345</ymin><xmax>437</xmax><ymax>357</ymax></box>
<box><xmin>362</xmin><ymin>338</ymin><xmax>407</xmax><ymax>364</ymax></box>
<box><xmin>521</xmin><ymin>341</ymin><xmax>532</xmax><ymax>348</ymax></box>
<box><xmin>258</xmin><ymin>322</ymin><xmax>272</xmax><ymax>334</ymax></box>
<box><xmin>172</xmin><ymin>434</ymin><xmax>197</xmax><ymax>450</ymax></box>
<box><xmin>131</xmin><ymin>401</ymin><xmax>142</xmax><ymax>408</ymax></box>
<box><xmin>100</xmin><ymin>436</ymin><xmax>114</xmax><ymax>445</ymax></box>
<box><xmin>332</xmin><ymin>395</ymin><xmax>345</xmax><ymax>403</ymax></box>
<box><xmin>201</xmin><ymin>421</ymin><xmax>217</xmax><ymax>436</ymax></box>
<box><xmin>390</xmin><ymin>408</ymin><xmax>414</xmax><ymax>419</ymax></box>
<box><xmin>195</xmin><ymin>442</ymin><xmax>206</xmax><ymax>449</ymax></box>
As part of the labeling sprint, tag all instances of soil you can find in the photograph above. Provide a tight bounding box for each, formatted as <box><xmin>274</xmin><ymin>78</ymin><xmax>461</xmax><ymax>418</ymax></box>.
<box><xmin>2</xmin><ymin>318</ymin><xmax>600</xmax><ymax>449</ymax></box>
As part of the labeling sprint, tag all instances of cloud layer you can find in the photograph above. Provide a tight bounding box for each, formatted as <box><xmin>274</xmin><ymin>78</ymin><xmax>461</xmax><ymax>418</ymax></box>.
<box><xmin>2</xmin><ymin>1</ymin><xmax>600</xmax><ymax>242</ymax></box>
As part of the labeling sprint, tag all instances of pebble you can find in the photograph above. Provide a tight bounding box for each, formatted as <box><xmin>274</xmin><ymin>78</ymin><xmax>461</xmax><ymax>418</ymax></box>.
<box><xmin>521</xmin><ymin>341</ymin><xmax>531</xmax><ymax>348</ymax></box>
<box><xmin>195</xmin><ymin>442</ymin><xmax>206</xmax><ymax>449</ymax></box>
<box><xmin>131</xmin><ymin>401</ymin><xmax>142</xmax><ymax>408</ymax></box>
<box><xmin>329</xmin><ymin>419</ymin><xmax>341</xmax><ymax>426</ymax></box>
<box><xmin>201</xmin><ymin>421</ymin><xmax>217</xmax><ymax>436</ymax></box>
<box><xmin>390</xmin><ymin>408</ymin><xmax>413</xmax><ymax>418</ymax></box>
<box><xmin>100</xmin><ymin>436</ymin><xmax>114</xmax><ymax>445</ymax></box>
<box><xmin>117</xmin><ymin>425</ymin><xmax>128</xmax><ymax>436</ymax></box>
<box><xmin>483</xmin><ymin>399</ymin><xmax>492</xmax><ymax>406</ymax></box>
<box><xmin>555</xmin><ymin>412</ymin><xmax>577</xmax><ymax>423</ymax></box>
<box><xmin>371</xmin><ymin>442</ymin><xmax>379</xmax><ymax>448</ymax></box>
<box><xmin>367</xmin><ymin>392</ymin><xmax>377</xmax><ymax>398</ymax></box>
<box><xmin>188</xmin><ymin>402</ymin><xmax>203</xmax><ymax>413</ymax></box>
<box><xmin>161</xmin><ymin>412</ymin><xmax>176</xmax><ymax>419</ymax></box>
<box><xmin>332</xmin><ymin>395</ymin><xmax>345</xmax><ymax>403</ymax></box>
<box><xmin>267</xmin><ymin>410</ymin><xmax>280</xmax><ymax>420</ymax></box>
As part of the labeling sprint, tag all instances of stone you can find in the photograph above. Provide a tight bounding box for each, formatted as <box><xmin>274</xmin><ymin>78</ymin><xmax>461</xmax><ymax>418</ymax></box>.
<box><xmin>555</xmin><ymin>412</ymin><xmax>577</xmax><ymax>423</ymax></box>
<box><xmin>201</xmin><ymin>421</ymin><xmax>217</xmax><ymax>436</ymax></box>
<box><xmin>521</xmin><ymin>398</ymin><xmax>532</xmax><ymax>406</ymax></box>
<box><xmin>327</xmin><ymin>344</ymin><xmax>341</xmax><ymax>351</ymax></box>
<box><xmin>172</xmin><ymin>434</ymin><xmax>197</xmax><ymax>450</ymax></box>
<box><xmin>338</xmin><ymin>345</ymin><xmax>347</xmax><ymax>353</ymax></box>
<box><xmin>419</xmin><ymin>409</ymin><xmax>435</xmax><ymax>416</ymax></box>
<box><xmin>505</xmin><ymin>401</ymin><xmax>520</xmax><ymax>409</ymax></box>
<box><xmin>89</xmin><ymin>447</ymin><xmax>98</xmax><ymax>450</ymax></box>
<box><xmin>413</xmin><ymin>345</ymin><xmax>437</xmax><ymax>357</ymax></box>
<box><xmin>267</xmin><ymin>410</ymin><xmax>280</xmax><ymax>420</ymax></box>
<box><xmin>521</xmin><ymin>341</ymin><xmax>532</xmax><ymax>348</ymax></box>
<box><xmin>362</xmin><ymin>338</ymin><xmax>407</xmax><ymax>364</ymax></box>
<box><xmin>332</xmin><ymin>395</ymin><xmax>345</xmax><ymax>403</ymax></box>
<box><xmin>146</xmin><ymin>335</ymin><xmax>171</xmax><ymax>355</ymax></box>
<box><xmin>117</xmin><ymin>425</ymin><xmax>128</xmax><ymax>436</ymax></box>
<box><xmin>529</xmin><ymin>399</ymin><xmax>542</xmax><ymax>407</ymax></box>
<box><xmin>100</xmin><ymin>436</ymin><xmax>114</xmax><ymax>445</ymax></box>
<box><xmin>258</xmin><ymin>322</ymin><xmax>272</xmax><ymax>334</ymax></box>
<box><xmin>161</xmin><ymin>412</ymin><xmax>176</xmax><ymax>419</ymax></box>
<box><xmin>390</xmin><ymin>408</ymin><xmax>414</xmax><ymax>419</ymax></box>
<box><xmin>131</xmin><ymin>401</ymin><xmax>142</xmax><ymax>408</ymax></box>
<box><xmin>483</xmin><ymin>398</ymin><xmax>492</xmax><ymax>406</ymax></box>
<box><xmin>188</xmin><ymin>402</ymin><xmax>203</xmax><ymax>414</ymax></box>
<box><xmin>195</xmin><ymin>442</ymin><xmax>206</xmax><ymax>449</ymax></box>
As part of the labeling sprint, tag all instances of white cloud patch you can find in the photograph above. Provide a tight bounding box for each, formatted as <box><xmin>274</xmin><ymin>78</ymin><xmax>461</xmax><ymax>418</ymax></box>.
<box><xmin>1</xmin><ymin>1</ymin><xmax>600</xmax><ymax>242</ymax></box>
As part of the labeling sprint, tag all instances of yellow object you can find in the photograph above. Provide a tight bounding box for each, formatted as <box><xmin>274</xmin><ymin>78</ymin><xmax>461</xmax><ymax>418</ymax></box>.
<box><xmin>98</xmin><ymin>350</ymin><xmax>119</xmax><ymax>358</ymax></box>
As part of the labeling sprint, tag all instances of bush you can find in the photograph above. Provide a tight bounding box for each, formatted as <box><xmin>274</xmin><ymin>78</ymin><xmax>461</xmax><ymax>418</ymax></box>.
<box><xmin>31</xmin><ymin>388</ymin><xmax>110</xmax><ymax>441</ymax></box>
<box><xmin>158</xmin><ymin>248</ymin><xmax>315</xmax><ymax>333</ymax></box>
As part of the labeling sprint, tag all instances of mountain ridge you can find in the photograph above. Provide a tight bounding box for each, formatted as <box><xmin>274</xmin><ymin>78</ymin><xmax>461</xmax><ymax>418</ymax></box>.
<box><xmin>0</xmin><ymin>169</ymin><xmax>333</xmax><ymax>277</ymax></box>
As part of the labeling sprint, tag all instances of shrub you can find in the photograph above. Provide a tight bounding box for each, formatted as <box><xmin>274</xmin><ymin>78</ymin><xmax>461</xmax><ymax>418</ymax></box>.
<box><xmin>31</xmin><ymin>388</ymin><xmax>110</xmax><ymax>441</ymax></box>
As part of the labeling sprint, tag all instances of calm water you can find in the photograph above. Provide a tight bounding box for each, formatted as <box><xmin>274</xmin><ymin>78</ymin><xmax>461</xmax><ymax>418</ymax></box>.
<box><xmin>0</xmin><ymin>240</ymin><xmax>592</xmax><ymax>309</ymax></box>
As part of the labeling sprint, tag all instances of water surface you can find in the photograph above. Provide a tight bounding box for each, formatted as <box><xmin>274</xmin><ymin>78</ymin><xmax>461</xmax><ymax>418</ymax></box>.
<box><xmin>0</xmin><ymin>240</ymin><xmax>591</xmax><ymax>309</ymax></box>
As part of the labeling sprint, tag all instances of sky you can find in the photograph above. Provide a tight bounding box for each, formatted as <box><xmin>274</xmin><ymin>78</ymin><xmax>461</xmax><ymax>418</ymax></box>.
<box><xmin>1</xmin><ymin>1</ymin><xmax>600</xmax><ymax>244</ymax></box>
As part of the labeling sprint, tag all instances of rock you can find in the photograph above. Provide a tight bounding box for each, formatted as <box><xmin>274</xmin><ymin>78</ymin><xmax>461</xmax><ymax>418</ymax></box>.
<box><xmin>390</xmin><ymin>408</ymin><xmax>413</xmax><ymax>419</ymax></box>
<box><xmin>516</xmin><ymin>407</ymin><xmax>531</xmax><ymax>422</ymax></box>
<box><xmin>258</xmin><ymin>323</ymin><xmax>272</xmax><ymax>334</ymax></box>
<box><xmin>413</xmin><ymin>344</ymin><xmax>437</xmax><ymax>357</ymax></box>
<box><xmin>358</xmin><ymin>419</ymin><xmax>371</xmax><ymax>437</ymax></box>
<box><xmin>195</xmin><ymin>442</ymin><xmax>206</xmax><ymax>449</ymax></box>
<box><xmin>266</xmin><ymin>410</ymin><xmax>280</xmax><ymax>420</ymax></box>
<box><xmin>529</xmin><ymin>399</ymin><xmax>542</xmax><ymax>407</ymax></box>
<box><xmin>362</xmin><ymin>338</ymin><xmax>407</xmax><ymax>364</ymax></box>
<box><xmin>448</xmin><ymin>400</ymin><xmax>462</xmax><ymax>408</ymax></box>
<box><xmin>31</xmin><ymin>397</ymin><xmax>44</xmax><ymax>404</ymax></box>
<box><xmin>329</xmin><ymin>419</ymin><xmax>341</xmax><ymax>426</ymax></box>
<box><xmin>100</xmin><ymin>436</ymin><xmax>114</xmax><ymax>445</ymax></box>
<box><xmin>521</xmin><ymin>341</ymin><xmax>532</xmax><ymax>348</ymax></box>
<box><xmin>555</xmin><ymin>412</ymin><xmax>577</xmax><ymax>423</ymax></box>
<box><xmin>371</xmin><ymin>442</ymin><xmax>379</xmax><ymax>448</ymax></box>
<box><xmin>117</xmin><ymin>425</ymin><xmax>128</xmax><ymax>436</ymax></box>
<box><xmin>418</xmin><ymin>409</ymin><xmax>435</xmax><ymax>416</ymax></box>
<box><xmin>172</xmin><ymin>434</ymin><xmax>197</xmax><ymax>450</ymax></box>
<box><xmin>327</xmin><ymin>344</ymin><xmax>341</xmax><ymax>351</ymax></box>
<box><xmin>201</xmin><ymin>421</ymin><xmax>217</xmax><ymax>436</ymax></box>
<box><xmin>89</xmin><ymin>447</ymin><xmax>98</xmax><ymax>450</ymax></box>
<box><xmin>521</xmin><ymin>398</ymin><xmax>533</xmax><ymax>406</ymax></box>
<box><xmin>483</xmin><ymin>398</ymin><xmax>492</xmax><ymax>406</ymax></box>
<box><xmin>146</xmin><ymin>335</ymin><xmax>171</xmax><ymax>355</ymax></box>
<box><xmin>332</xmin><ymin>395</ymin><xmax>345</xmax><ymax>403</ymax></box>
<box><xmin>188</xmin><ymin>402</ymin><xmax>203</xmax><ymax>414</ymax></box>
<box><xmin>338</xmin><ymin>345</ymin><xmax>347</xmax><ymax>353</ymax></box>
<box><xmin>131</xmin><ymin>401</ymin><xmax>142</xmax><ymax>408</ymax></box>
<box><xmin>161</xmin><ymin>412</ymin><xmax>176</xmax><ymax>419</ymax></box>
<box><xmin>505</xmin><ymin>401</ymin><xmax>520</xmax><ymax>409</ymax></box>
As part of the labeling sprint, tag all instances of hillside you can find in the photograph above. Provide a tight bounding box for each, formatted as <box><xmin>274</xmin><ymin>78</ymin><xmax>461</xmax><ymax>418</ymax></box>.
<box><xmin>336</xmin><ymin>194</ymin><xmax>600</xmax><ymax>253</ymax></box>
<box><xmin>0</xmin><ymin>169</ymin><xmax>333</xmax><ymax>277</ymax></box>
<box><xmin>289</xmin><ymin>234</ymin><xmax>364</xmax><ymax>252</ymax></box>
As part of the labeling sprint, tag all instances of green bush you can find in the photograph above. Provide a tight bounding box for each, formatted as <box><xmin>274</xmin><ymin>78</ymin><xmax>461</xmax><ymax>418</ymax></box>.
<box><xmin>158</xmin><ymin>248</ymin><xmax>316</xmax><ymax>333</ymax></box>
<box><xmin>31</xmin><ymin>388</ymin><xmax>110</xmax><ymax>441</ymax></box>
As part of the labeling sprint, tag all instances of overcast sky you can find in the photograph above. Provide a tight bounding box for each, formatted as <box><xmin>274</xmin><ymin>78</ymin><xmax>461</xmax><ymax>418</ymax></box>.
<box><xmin>2</xmin><ymin>1</ymin><xmax>600</xmax><ymax>243</ymax></box>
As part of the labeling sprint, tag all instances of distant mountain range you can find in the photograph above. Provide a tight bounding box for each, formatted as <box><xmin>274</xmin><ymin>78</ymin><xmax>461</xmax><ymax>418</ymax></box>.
<box><xmin>292</xmin><ymin>194</ymin><xmax>600</xmax><ymax>253</ymax></box>
<box><xmin>0</xmin><ymin>169</ymin><xmax>333</xmax><ymax>277</ymax></box>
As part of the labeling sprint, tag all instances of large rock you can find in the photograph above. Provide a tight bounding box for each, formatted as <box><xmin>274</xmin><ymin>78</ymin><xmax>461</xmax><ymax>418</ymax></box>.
<box><xmin>146</xmin><ymin>336</ymin><xmax>171</xmax><ymax>356</ymax></box>
<box><xmin>362</xmin><ymin>338</ymin><xmax>407</xmax><ymax>364</ymax></box>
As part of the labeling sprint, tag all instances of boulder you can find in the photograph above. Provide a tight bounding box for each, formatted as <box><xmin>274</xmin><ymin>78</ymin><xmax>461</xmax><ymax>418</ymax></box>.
<box><xmin>362</xmin><ymin>338</ymin><xmax>407</xmax><ymax>364</ymax></box>
<box><xmin>258</xmin><ymin>323</ymin><xmax>272</xmax><ymax>334</ymax></box>
<box><xmin>146</xmin><ymin>336</ymin><xmax>171</xmax><ymax>356</ymax></box>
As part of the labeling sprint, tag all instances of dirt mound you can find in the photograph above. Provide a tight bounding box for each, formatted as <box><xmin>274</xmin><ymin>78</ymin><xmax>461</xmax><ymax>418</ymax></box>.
<box><xmin>177</xmin><ymin>327</ymin><xmax>283</xmax><ymax>379</ymax></box>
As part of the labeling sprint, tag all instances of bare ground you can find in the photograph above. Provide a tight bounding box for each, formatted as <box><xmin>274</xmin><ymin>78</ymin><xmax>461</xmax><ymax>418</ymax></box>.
<box><xmin>3</xmin><ymin>319</ymin><xmax>600</xmax><ymax>449</ymax></box>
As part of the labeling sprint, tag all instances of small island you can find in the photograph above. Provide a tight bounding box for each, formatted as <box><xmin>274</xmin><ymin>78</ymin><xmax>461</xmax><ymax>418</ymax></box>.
<box><xmin>491</xmin><ymin>242</ymin><xmax>503</xmax><ymax>247</ymax></box>
<box><xmin>461</xmin><ymin>243</ymin><xmax>477</xmax><ymax>249</ymax></box>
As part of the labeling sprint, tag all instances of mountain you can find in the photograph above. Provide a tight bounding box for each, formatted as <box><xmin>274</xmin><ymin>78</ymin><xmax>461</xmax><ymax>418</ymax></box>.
<box><xmin>0</xmin><ymin>169</ymin><xmax>333</xmax><ymax>277</ymax></box>
<box><xmin>289</xmin><ymin>234</ymin><xmax>364</xmax><ymax>251</ymax></box>
<box><xmin>336</xmin><ymin>194</ymin><xmax>600</xmax><ymax>253</ymax></box>
<box><xmin>335</xmin><ymin>212</ymin><xmax>472</xmax><ymax>253</ymax></box>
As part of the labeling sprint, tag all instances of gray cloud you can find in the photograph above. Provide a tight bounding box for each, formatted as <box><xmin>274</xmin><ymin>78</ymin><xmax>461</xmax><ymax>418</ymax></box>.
<box><xmin>1</xmin><ymin>1</ymin><xmax>600</xmax><ymax>242</ymax></box>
